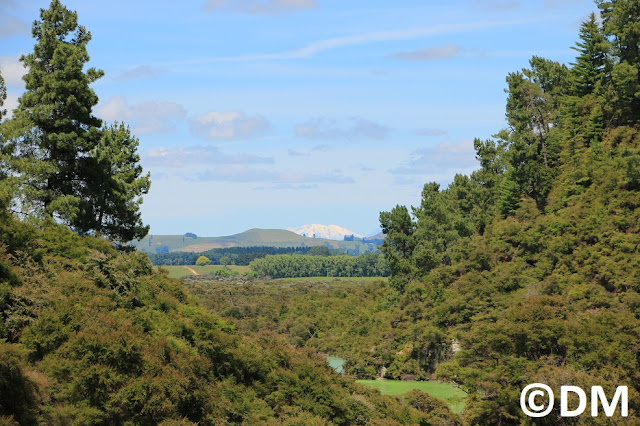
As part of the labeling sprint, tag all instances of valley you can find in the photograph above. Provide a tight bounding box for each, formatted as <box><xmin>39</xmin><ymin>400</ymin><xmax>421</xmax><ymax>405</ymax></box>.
<box><xmin>2</xmin><ymin>0</ymin><xmax>640</xmax><ymax>424</ymax></box>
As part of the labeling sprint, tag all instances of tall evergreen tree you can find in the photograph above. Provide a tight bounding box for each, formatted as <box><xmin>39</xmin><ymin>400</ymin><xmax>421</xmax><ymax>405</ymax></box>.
<box><xmin>4</xmin><ymin>1</ymin><xmax>150</xmax><ymax>243</ymax></box>
<box><xmin>597</xmin><ymin>0</ymin><xmax>640</xmax><ymax>66</ymax></box>
<box><xmin>0</xmin><ymin>71</ymin><xmax>6</xmax><ymax>122</ymax></box>
<box><xmin>570</xmin><ymin>12</ymin><xmax>609</xmax><ymax>96</ymax></box>
<box><xmin>75</xmin><ymin>123</ymin><xmax>151</xmax><ymax>244</ymax></box>
<box><xmin>380</xmin><ymin>205</ymin><xmax>418</xmax><ymax>290</ymax></box>
<box><xmin>597</xmin><ymin>0</ymin><xmax>640</xmax><ymax>124</ymax></box>
<box><xmin>504</xmin><ymin>57</ymin><xmax>569</xmax><ymax>207</ymax></box>
<box><xmin>11</xmin><ymin>0</ymin><xmax>103</xmax><ymax>222</ymax></box>
<box><xmin>0</xmin><ymin>70</ymin><xmax>11</xmax><ymax>211</ymax></box>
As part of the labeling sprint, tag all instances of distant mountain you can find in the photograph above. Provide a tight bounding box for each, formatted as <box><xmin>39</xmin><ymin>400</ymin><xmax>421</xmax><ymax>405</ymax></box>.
<box><xmin>133</xmin><ymin>228</ymin><xmax>377</xmax><ymax>253</ymax></box>
<box><xmin>287</xmin><ymin>224</ymin><xmax>363</xmax><ymax>240</ymax></box>
<box><xmin>365</xmin><ymin>232</ymin><xmax>385</xmax><ymax>242</ymax></box>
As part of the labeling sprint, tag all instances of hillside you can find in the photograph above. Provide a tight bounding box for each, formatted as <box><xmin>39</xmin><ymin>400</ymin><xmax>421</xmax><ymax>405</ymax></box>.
<box><xmin>133</xmin><ymin>228</ymin><xmax>376</xmax><ymax>253</ymax></box>
<box><xmin>0</xmin><ymin>214</ymin><xmax>452</xmax><ymax>425</ymax></box>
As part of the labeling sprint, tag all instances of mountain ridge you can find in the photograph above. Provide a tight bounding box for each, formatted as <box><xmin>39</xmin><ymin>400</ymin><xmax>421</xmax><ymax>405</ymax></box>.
<box><xmin>287</xmin><ymin>224</ymin><xmax>363</xmax><ymax>240</ymax></box>
<box><xmin>132</xmin><ymin>228</ymin><xmax>381</xmax><ymax>253</ymax></box>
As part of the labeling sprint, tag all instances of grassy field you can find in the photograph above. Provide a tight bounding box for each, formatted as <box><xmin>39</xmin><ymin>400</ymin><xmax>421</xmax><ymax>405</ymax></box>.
<box><xmin>157</xmin><ymin>265</ymin><xmax>251</xmax><ymax>279</ymax></box>
<box><xmin>356</xmin><ymin>380</ymin><xmax>467</xmax><ymax>414</ymax></box>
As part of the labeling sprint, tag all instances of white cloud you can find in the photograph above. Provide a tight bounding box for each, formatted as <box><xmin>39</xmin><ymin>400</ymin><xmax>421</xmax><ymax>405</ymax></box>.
<box><xmin>416</xmin><ymin>128</ymin><xmax>447</xmax><ymax>136</ymax></box>
<box><xmin>203</xmin><ymin>0</ymin><xmax>316</xmax><ymax>15</ymax></box>
<box><xmin>1</xmin><ymin>92</ymin><xmax>18</xmax><ymax>119</ymax></box>
<box><xmin>143</xmin><ymin>145</ymin><xmax>273</xmax><ymax>168</ymax></box>
<box><xmin>389</xmin><ymin>140</ymin><xmax>478</xmax><ymax>181</ymax></box>
<box><xmin>96</xmin><ymin>96</ymin><xmax>187</xmax><ymax>135</ymax></box>
<box><xmin>391</xmin><ymin>44</ymin><xmax>463</xmax><ymax>61</ymax></box>
<box><xmin>0</xmin><ymin>14</ymin><xmax>29</xmax><ymax>38</ymax></box>
<box><xmin>189</xmin><ymin>111</ymin><xmax>269</xmax><ymax>140</ymax></box>
<box><xmin>255</xmin><ymin>183</ymin><xmax>320</xmax><ymax>190</ymax></box>
<box><xmin>112</xmin><ymin>65</ymin><xmax>162</xmax><ymax>82</ymax></box>
<box><xmin>0</xmin><ymin>55</ymin><xmax>26</xmax><ymax>87</ymax></box>
<box><xmin>196</xmin><ymin>165</ymin><xmax>354</xmax><ymax>184</ymax></box>
<box><xmin>474</xmin><ymin>0</ymin><xmax>520</xmax><ymax>10</ymax></box>
<box><xmin>183</xmin><ymin>17</ymin><xmax>539</xmax><ymax>63</ymax></box>
<box><xmin>295</xmin><ymin>117</ymin><xmax>389</xmax><ymax>141</ymax></box>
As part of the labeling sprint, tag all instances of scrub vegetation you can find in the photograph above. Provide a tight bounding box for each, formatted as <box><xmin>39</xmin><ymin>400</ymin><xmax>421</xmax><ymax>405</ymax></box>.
<box><xmin>2</xmin><ymin>0</ymin><xmax>640</xmax><ymax>424</ymax></box>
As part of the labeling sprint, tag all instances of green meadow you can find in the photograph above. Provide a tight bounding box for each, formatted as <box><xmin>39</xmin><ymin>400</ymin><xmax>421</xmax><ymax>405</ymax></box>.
<box><xmin>356</xmin><ymin>380</ymin><xmax>467</xmax><ymax>414</ymax></box>
<box><xmin>157</xmin><ymin>264</ymin><xmax>251</xmax><ymax>279</ymax></box>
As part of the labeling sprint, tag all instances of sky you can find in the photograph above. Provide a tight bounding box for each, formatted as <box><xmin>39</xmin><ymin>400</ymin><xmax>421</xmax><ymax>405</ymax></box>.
<box><xmin>2</xmin><ymin>0</ymin><xmax>599</xmax><ymax>237</ymax></box>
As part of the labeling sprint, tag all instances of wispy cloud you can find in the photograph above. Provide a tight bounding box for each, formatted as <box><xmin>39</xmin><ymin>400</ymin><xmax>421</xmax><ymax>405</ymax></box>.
<box><xmin>544</xmin><ymin>0</ymin><xmax>587</xmax><ymax>9</ymax></box>
<box><xmin>189</xmin><ymin>111</ymin><xmax>270</xmax><ymax>141</ymax></box>
<box><xmin>253</xmin><ymin>183</ymin><xmax>320</xmax><ymax>190</ymax></box>
<box><xmin>296</xmin><ymin>116</ymin><xmax>389</xmax><ymax>141</ymax></box>
<box><xmin>0</xmin><ymin>55</ymin><xmax>26</xmax><ymax>87</ymax></box>
<box><xmin>475</xmin><ymin>0</ymin><xmax>586</xmax><ymax>10</ymax></box>
<box><xmin>164</xmin><ymin>17</ymin><xmax>540</xmax><ymax>64</ymax></box>
<box><xmin>312</xmin><ymin>144</ymin><xmax>331</xmax><ymax>152</ymax></box>
<box><xmin>196</xmin><ymin>165</ymin><xmax>354</xmax><ymax>184</ymax></box>
<box><xmin>416</xmin><ymin>128</ymin><xmax>447</xmax><ymax>136</ymax></box>
<box><xmin>112</xmin><ymin>65</ymin><xmax>163</xmax><ymax>82</ymax></box>
<box><xmin>0</xmin><ymin>13</ymin><xmax>29</xmax><ymax>38</ymax></box>
<box><xmin>2</xmin><ymin>92</ymin><xmax>19</xmax><ymax>119</ymax></box>
<box><xmin>143</xmin><ymin>146</ymin><xmax>273</xmax><ymax>168</ymax></box>
<box><xmin>474</xmin><ymin>0</ymin><xmax>520</xmax><ymax>10</ymax></box>
<box><xmin>389</xmin><ymin>140</ymin><xmax>478</xmax><ymax>182</ymax></box>
<box><xmin>203</xmin><ymin>0</ymin><xmax>317</xmax><ymax>15</ymax></box>
<box><xmin>97</xmin><ymin>96</ymin><xmax>187</xmax><ymax>135</ymax></box>
<box><xmin>390</xmin><ymin>44</ymin><xmax>463</xmax><ymax>61</ymax></box>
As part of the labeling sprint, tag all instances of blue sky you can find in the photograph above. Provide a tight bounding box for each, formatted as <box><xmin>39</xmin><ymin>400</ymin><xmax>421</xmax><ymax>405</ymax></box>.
<box><xmin>2</xmin><ymin>0</ymin><xmax>598</xmax><ymax>237</ymax></box>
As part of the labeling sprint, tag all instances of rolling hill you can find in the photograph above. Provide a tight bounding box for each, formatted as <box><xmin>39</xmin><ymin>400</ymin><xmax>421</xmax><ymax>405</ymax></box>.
<box><xmin>133</xmin><ymin>228</ymin><xmax>379</xmax><ymax>253</ymax></box>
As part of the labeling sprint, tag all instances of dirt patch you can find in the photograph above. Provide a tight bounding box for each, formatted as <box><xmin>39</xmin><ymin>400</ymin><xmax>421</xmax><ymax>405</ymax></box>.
<box><xmin>183</xmin><ymin>266</ymin><xmax>199</xmax><ymax>275</ymax></box>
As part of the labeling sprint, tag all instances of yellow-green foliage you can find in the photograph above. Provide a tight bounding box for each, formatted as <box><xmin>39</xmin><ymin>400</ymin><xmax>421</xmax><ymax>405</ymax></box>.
<box><xmin>195</xmin><ymin>255</ymin><xmax>211</xmax><ymax>266</ymax></box>
<box><xmin>0</xmin><ymin>215</ymin><xmax>436</xmax><ymax>424</ymax></box>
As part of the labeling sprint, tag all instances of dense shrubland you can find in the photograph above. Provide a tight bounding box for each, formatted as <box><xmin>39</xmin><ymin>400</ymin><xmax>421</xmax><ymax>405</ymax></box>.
<box><xmin>193</xmin><ymin>2</ymin><xmax>640</xmax><ymax>423</ymax></box>
<box><xmin>3</xmin><ymin>0</ymin><xmax>640</xmax><ymax>424</ymax></box>
<box><xmin>0</xmin><ymin>214</ymin><xmax>455</xmax><ymax>424</ymax></box>
<box><xmin>374</xmin><ymin>2</ymin><xmax>640</xmax><ymax>423</ymax></box>
<box><xmin>0</xmin><ymin>1</ymin><xmax>450</xmax><ymax>424</ymax></box>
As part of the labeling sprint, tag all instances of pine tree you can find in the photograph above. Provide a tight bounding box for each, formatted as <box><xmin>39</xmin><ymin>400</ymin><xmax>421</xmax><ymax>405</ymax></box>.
<box><xmin>497</xmin><ymin>169</ymin><xmax>521</xmax><ymax>218</ymax></box>
<box><xmin>597</xmin><ymin>0</ymin><xmax>640</xmax><ymax>66</ymax></box>
<box><xmin>380</xmin><ymin>204</ymin><xmax>418</xmax><ymax>290</ymax></box>
<box><xmin>5</xmin><ymin>1</ymin><xmax>150</xmax><ymax>244</ymax></box>
<box><xmin>0</xmin><ymin>71</ymin><xmax>6</xmax><ymax>121</ymax></box>
<box><xmin>570</xmin><ymin>13</ymin><xmax>609</xmax><ymax>96</ymax></box>
<box><xmin>0</xmin><ymin>70</ymin><xmax>12</xmax><ymax>211</ymax></box>
<box><xmin>596</xmin><ymin>0</ymin><xmax>640</xmax><ymax>124</ymax></box>
<box><xmin>75</xmin><ymin>123</ymin><xmax>151</xmax><ymax>244</ymax></box>
<box><xmin>11</xmin><ymin>0</ymin><xmax>104</xmax><ymax>221</ymax></box>
<box><xmin>504</xmin><ymin>57</ymin><xmax>569</xmax><ymax>207</ymax></box>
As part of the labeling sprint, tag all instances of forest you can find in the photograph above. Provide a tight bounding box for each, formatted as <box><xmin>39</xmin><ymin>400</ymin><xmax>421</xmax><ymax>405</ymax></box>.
<box><xmin>149</xmin><ymin>246</ymin><xmax>316</xmax><ymax>266</ymax></box>
<box><xmin>1</xmin><ymin>0</ymin><xmax>640</xmax><ymax>424</ymax></box>
<box><xmin>248</xmin><ymin>253</ymin><xmax>389</xmax><ymax>278</ymax></box>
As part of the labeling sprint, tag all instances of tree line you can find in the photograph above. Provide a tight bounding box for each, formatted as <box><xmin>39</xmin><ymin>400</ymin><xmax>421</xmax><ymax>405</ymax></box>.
<box><xmin>380</xmin><ymin>5</ymin><xmax>640</xmax><ymax>292</ymax></box>
<box><xmin>147</xmin><ymin>245</ymin><xmax>355</xmax><ymax>266</ymax></box>
<box><xmin>249</xmin><ymin>252</ymin><xmax>390</xmax><ymax>278</ymax></box>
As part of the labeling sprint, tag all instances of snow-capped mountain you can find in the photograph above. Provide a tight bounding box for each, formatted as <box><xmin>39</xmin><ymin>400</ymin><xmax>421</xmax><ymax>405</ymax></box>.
<box><xmin>286</xmin><ymin>224</ymin><xmax>363</xmax><ymax>241</ymax></box>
